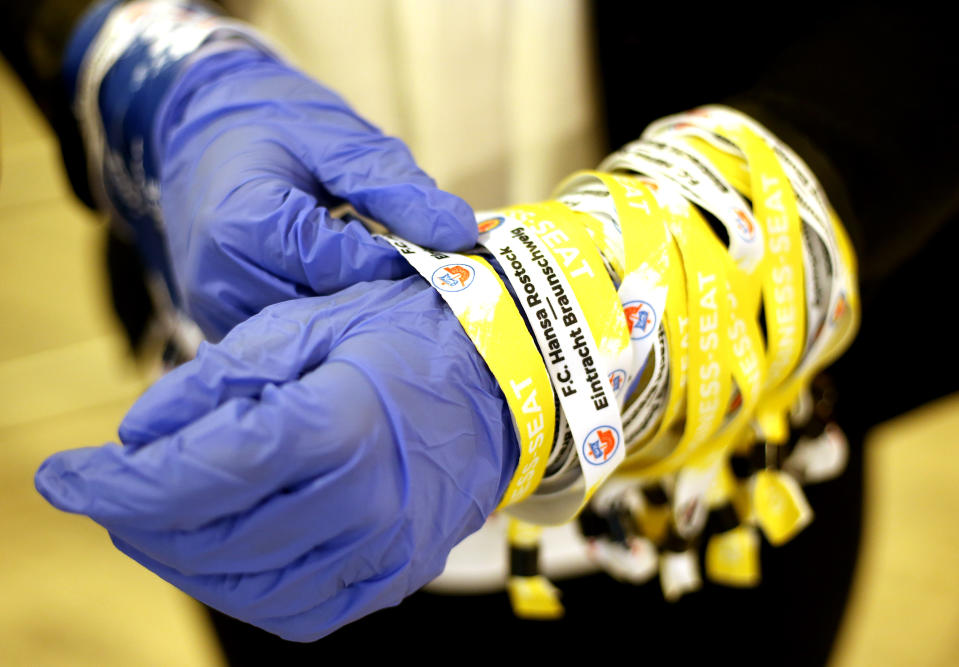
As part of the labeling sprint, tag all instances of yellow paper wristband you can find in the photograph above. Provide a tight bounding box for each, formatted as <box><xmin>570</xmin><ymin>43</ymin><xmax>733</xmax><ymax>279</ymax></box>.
<box><xmin>380</xmin><ymin>236</ymin><xmax>555</xmax><ymax>508</ymax></box>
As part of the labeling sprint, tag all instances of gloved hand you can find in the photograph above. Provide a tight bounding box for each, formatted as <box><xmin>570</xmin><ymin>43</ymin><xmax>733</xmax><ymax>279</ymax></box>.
<box><xmin>67</xmin><ymin>1</ymin><xmax>476</xmax><ymax>339</ymax></box>
<box><xmin>158</xmin><ymin>48</ymin><xmax>477</xmax><ymax>338</ymax></box>
<box><xmin>35</xmin><ymin>277</ymin><xmax>517</xmax><ymax>641</ymax></box>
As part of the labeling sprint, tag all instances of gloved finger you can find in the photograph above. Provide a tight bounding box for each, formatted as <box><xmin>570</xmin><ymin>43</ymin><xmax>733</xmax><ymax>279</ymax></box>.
<box><xmin>34</xmin><ymin>333</ymin><xmax>391</xmax><ymax>535</ymax></box>
<box><xmin>162</xmin><ymin>109</ymin><xmax>413</xmax><ymax>336</ymax></box>
<box><xmin>306</xmin><ymin>131</ymin><xmax>478</xmax><ymax>251</ymax></box>
<box><xmin>100</xmin><ymin>359</ymin><xmax>406</xmax><ymax>573</ymax></box>
<box><xmin>37</xmin><ymin>349</ymin><xmax>493</xmax><ymax>640</ymax></box>
<box><xmin>175</xmin><ymin>180</ymin><xmax>415</xmax><ymax>338</ymax></box>
<box><xmin>92</xmin><ymin>330</ymin><xmax>492</xmax><ymax>629</ymax></box>
<box><xmin>91</xmin><ymin>316</ymin><xmax>507</xmax><ymax>573</ymax></box>
<box><xmin>105</xmin><ymin>428</ymin><xmax>479</xmax><ymax>638</ymax></box>
<box><xmin>116</xmin><ymin>282</ymin><xmax>388</xmax><ymax>447</ymax></box>
<box><xmin>36</xmin><ymin>279</ymin><xmax>508</xmax><ymax>533</ymax></box>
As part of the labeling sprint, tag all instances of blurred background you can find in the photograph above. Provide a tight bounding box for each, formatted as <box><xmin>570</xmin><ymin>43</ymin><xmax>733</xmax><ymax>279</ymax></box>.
<box><xmin>1</xmin><ymin>1</ymin><xmax>958</xmax><ymax>664</ymax></box>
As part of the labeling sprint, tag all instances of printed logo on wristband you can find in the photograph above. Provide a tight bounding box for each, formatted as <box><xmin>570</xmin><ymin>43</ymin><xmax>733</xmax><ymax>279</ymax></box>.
<box><xmin>478</xmin><ymin>204</ymin><xmax>628</xmax><ymax>522</ymax></box>
<box><xmin>381</xmin><ymin>234</ymin><xmax>555</xmax><ymax>509</ymax></box>
<box><xmin>734</xmin><ymin>209</ymin><xmax>757</xmax><ymax>242</ymax></box>
<box><xmin>478</xmin><ymin>216</ymin><xmax>506</xmax><ymax>233</ymax></box>
<box><xmin>646</xmin><ymin>105</ymin><xmax>856</xmax><ymax>375</ymax></box>
<box><xmin>600</xmin><ymin>139</ymin><xmax>765</xmax><ymax>274</ymax></box>
<box><xmin>583</xmin><ymin>425</ymin><xmax>621</xmax><ymax>465</ymax></box>
<box><xmin>623</xmin><ymin>300</ymin><xmax>657</xmax><ymax>340</ymax></box>
<box><xmin>553</xmin><ymin>172</ymin><xmax>673</xmax><ymax>410</ymax></box>
<box><xmin>608</xmin><ymin>369</ymin><xmax>627</xmax><ymax>392</ymax></box>
<box><xmin>431</xmin><ymin>264</ymin><xmax>475</xmax><ymax>292</ymax></box>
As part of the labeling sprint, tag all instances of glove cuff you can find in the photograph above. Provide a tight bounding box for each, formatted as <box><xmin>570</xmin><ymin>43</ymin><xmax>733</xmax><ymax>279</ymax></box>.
<box><xmin>65</xmin><ymin>0</ymin><xmax>278</xmax><ymax>296</ymax></box>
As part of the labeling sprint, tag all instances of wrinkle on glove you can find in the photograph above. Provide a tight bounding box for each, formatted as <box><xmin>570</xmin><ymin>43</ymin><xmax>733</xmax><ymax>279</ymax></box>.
<box><xmin>36</xmin><ymin>278</ymin><xmax>518</xmax><ymax>641</ymax></box>
<box><xmin>156</xmin><ymin>48</ymin><xmax>477</xmax><ymax>339</ymax></box>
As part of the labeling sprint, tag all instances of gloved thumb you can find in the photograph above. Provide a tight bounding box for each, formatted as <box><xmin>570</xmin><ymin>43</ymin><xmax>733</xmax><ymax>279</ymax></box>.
<box><xmin>313</xmin><ymin>132</ymin><xmax>479</xmax><ymax>251</ymax></box>
<box><xmin>116</xmin><ymin>281</ymin><xmax>388</xmax><ymax>448</ymax></box>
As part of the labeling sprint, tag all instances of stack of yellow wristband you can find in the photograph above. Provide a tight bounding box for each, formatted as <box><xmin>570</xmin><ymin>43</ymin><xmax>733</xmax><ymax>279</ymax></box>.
<box><xmin>381</xmin><ymin>105</ymin><xmax>859</xmax><ymax>611</ymax></box>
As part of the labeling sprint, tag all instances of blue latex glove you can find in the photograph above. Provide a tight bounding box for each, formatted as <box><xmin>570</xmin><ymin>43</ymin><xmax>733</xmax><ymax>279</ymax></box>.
<box><xmin>66</xmin><ymin>1</ymin><xmax>476</xmax><ymax>339</ymax></box>
<box><xmin>158</xmin><ymin>49</ymin><xmax>477</xmax><ymax>338</ymax></box>
<box><xmin>35</xmin><ymin>277</ymin><xmax>518</xmax><ymax>641</ymax></box>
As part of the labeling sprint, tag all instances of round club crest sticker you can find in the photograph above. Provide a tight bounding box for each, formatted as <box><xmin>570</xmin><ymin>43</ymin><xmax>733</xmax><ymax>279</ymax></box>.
<box><xmin>582</xmin><ymin>425</ymin><xmax>620</xmax><ymax>465</ymax></box>
<box><xmin>431</xmin><ymin>264</ymin><xmax>475</xmax><ymax>292</ymax></box>
<box><xmin>477</xmin><ymin>216</ymin><xmax>505</xmax><ymax>234</ymax></box>
<box><xmin>608</xmin><ymin>369</ymin><xmax>627</xmax><ymax>393</ymax></box>
<box><xmin>733</xmin><ymin>208</ymin><xmax>756</xmax><ymax>243</ymax></box>
<box><xmin>623</xmin><ymin>300</ymin><xmax>657</xmax><ymax>340</ymax></box>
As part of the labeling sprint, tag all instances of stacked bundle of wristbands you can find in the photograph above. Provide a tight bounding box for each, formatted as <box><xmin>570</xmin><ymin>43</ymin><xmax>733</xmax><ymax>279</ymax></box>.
<box><xmin>382</xmin><ymin>105</ymin><xmax>859</xmax><ymax>616</ymax></box>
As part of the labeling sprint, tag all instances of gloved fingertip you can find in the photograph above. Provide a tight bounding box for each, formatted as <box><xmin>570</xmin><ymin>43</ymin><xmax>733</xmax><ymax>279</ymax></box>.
<box><xmin>116</xmin><ymin>354</ymin><xmax>216</xmax><ymax>447</ymax></box>
<box><xmin>398</xmin><ymin>199</ymin><xmax>478</xmax><ymax>251</ymax></box>
<box><xmin>116</xmin><ymin>418</ymin><xmax>157</xmax><ymax>449</ymax></box>
<box><xmin>360</xmin><ymin>186</ymin><xmax>478</xmax><ymax>251</ymax></box>
<box><xmin>35</xmin><ymin>451</ymin><xmax>92</xmax><ymax>514</ymax></box>
<box><xmin>424</xmin><ymin>195</ymin><xmax>480</xmax><ymax>251</ymax></box>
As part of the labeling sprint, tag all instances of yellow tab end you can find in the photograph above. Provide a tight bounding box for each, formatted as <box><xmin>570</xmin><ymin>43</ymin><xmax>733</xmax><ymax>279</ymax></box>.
<box><xmin>706</xmin><ymin>463</ymin><xmax>737</xmax><ymax>507</ymax></box>
<box><xmin>507</xmin><ymin>518</ymin><xmax>543</xmax><ymax>548</ymax></box>
<box><xmin>639</xmin><ymin>504</ymin><xmax>672</xmax><ymax>545</ymax></box>
<box><xmin>507</xmin><ymin>576</ymin><xmax>564</xmax><ymax>620</ymax></box>
<box><xmin>753</xmin><ymin>470</ymin><xmax>813</xmax><ymax>545</ymax></box>
<box><xmin>757</xmin><ymin>407</ymin><xmax>789</xmax><ymax>444</ymax></box>
<box><xmin>706</xmin><ymin>525</ymin><xmax>761</xmax><ymax>587</ymax></box>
